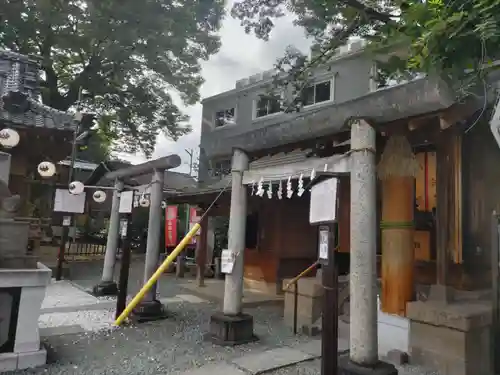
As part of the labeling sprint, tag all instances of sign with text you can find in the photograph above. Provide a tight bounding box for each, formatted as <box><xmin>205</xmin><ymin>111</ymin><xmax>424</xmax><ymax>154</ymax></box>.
<box><xmin>120</xmin><ymin>219</ymin><xmax>129</xmax><ymax>239</ymax></box>
<box><xmin>221</xmin><ymin>249</ymin><xmax>235</xmax><ymax>274</ymax></box>
<box><xmin>318</xmin><ymin>226</ymin><xmax>330</xmax><ymax>265</ymax></box>
<box><xmin>189</xmin><ymin>207</ymin><xmax>201</xmax><ymax>244</ymax></box>
<box><xmin>165</xmin><ymin>205</ymin><xmax>178</xmax><ymax>247</ymax></box>
<box><xmin>62</xmin><ymin>216</ymin><xmax>72</xmax><ymax>227</ymax></box>
<box><xmin>309</xmin><ymin>178</ymin><xmax>338</xmax><ymax>224</ymax></box>
<box><xmin>119</xmin><ymin>191</ymin><xmax>134</xmax><ymax>214</ymax></box>
<box><xmin>54</xmin><ymin>189</ymin><xmax>86</xmax><ymax>213</ymax></box>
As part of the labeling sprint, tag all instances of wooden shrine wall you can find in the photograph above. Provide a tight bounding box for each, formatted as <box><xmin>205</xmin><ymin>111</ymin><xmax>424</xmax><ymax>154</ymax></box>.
<box><xmin>462</xmin><ymin>117</ymin><xmax>500</xmax><ymax>277</ymax></box>
<box><xmin>414</xmin><ymin>151</ymin><xmax>437</xmax><ymax>261</ymax></box>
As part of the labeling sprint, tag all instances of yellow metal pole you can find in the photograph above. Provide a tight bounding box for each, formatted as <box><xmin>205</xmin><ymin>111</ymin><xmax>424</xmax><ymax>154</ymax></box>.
<box><xmin>114</xmin><ymin>222</ymin><xmax>201</xmax><ymax>326</ymax></box>
<box><xmin>284</xmin><ymin>260</ymin><xmax>319</xmax><ymax>291</ymax></box>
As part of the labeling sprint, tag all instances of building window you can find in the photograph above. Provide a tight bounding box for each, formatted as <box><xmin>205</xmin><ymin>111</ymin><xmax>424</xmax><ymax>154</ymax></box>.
<box><xmin>302</xmin><ymin>79</ymin><xmax>333</xmax><ymax>106</ymax></box>
<box><xmin>254</xmin><ymin>95</ymin><xmax>281</xmax><ymax>119</ymax></box>
<box><xmin>214</xmin><ymin>108</ymin><xmax>235</xmax><ymax>128</ymax></box>
<box><xmin>210</xmin><ymin>159</ymin><xmax>231</xmax><ymax>177</ymax></box>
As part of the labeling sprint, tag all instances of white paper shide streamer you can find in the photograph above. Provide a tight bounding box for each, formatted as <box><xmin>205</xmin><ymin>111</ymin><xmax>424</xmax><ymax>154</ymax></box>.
<box><xmin>286</xmin><ymin>176</ymin><xmax>293</xmax><ymax>199</ymax></box>
<box><xmin>256</xmin><ymin>177</ymin><xmax>265</xmax><ymax>197</ymax></box>
<box><xmin>297</xmin><ymin>173</ymin><xmax>304</xmax><ymax>197</ymax></box>
<box><xmin>266</xmin><ymin>181</ymin><xmax>273</xmax><ymax>199</ymax></box>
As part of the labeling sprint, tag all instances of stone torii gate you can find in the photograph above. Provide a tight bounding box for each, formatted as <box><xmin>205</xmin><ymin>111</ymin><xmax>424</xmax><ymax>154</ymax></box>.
<box><xmin>93</xmin><ymin>155</ymin><xmax>181</xmax><ymax>320</ymax></box>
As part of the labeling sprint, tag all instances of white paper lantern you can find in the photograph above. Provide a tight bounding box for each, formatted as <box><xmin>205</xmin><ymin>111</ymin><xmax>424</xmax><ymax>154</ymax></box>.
<box><xmin>0</xmin><ymin>128</ymin><xmax>20</xmax><ymax>148</ymax></box>
<box><xmin>68</xmin><ymin>181</ymin><xmax>85</xmax><ymax>195</ymax></box>
<box><xmin>37</xmin><ymin>161</ymin><xmax>56</xmax><ymax>178</ymax></box>
<box><xmin>92</xmin><ymin>190</ymin><xmax>107</xmax><ymax>203</ymax></box>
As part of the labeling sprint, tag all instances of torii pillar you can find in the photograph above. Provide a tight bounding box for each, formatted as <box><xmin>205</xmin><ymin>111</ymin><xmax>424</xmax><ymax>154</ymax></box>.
<box><xmin>338</xmin><ymin>120</ymin><xmax>397</xmax><ymax>375</ymax></box>
<box><xmin>208</xmin><ymin>148</ymin><xmax>257</xmax><ymax>345</ymax></box>
<box><xmin>92</xmin><ymin>156</ymin><xmax>181</xmax><ymax>319</ymax></box>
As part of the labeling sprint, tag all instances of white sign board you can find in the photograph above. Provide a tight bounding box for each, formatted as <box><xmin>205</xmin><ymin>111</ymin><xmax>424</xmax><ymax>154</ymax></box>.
<box><xmin>221</xmin><ymin>249</ymin><xmax>235</xmax><ymax>274</ymax></box>
<box><xmin>318</xmin><ymin>226</ymin><xmax>329</xmax><ymax>262</ymax></box>
<box><xmin>54</xmin><ymin>189</ymin><xmax>86</xmax><ymax>213</ymax></box>
<box><xmin>119</xmin><ymin>190</ymin><xmax>134</xmax><ymax>214</ymax></box>
<box><xmin>309</xmin><ymin>177</ymin><xmax>338</xmax><ymax>224</ymax></box>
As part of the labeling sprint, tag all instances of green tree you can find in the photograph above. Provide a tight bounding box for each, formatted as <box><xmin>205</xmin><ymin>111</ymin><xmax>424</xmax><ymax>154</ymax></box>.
<box><xmin>76</xmin><ymin>130</ymin><xmax>111</xmax><ymax>163</ymax></box>
<box><xmin>0</xmin><ymin>0</ymin><xmax>225</xmax><ymax>156</ymax></box>
<box><xmin>232</xmin><ymin>0</ymin><xmax>500</xmax><ymax>101</ymax></box>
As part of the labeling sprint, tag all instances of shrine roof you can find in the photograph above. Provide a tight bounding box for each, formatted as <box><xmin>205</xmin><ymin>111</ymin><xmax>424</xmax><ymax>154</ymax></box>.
<box><xmin>0</xmin><ymin>50</ymin><xmax>75</xmax><ymax>131</ymax></box>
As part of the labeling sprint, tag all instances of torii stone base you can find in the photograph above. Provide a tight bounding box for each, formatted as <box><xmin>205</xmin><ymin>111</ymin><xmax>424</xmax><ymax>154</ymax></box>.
<box><xmin>92</xmin><ymin>280</ymin><xmax>118</xmax><ymax>297</ymax></box>
<box><xmin>131</xmin><ymin>300</ymin><xmax>168</xmax><ymax>323</ymax></box>
<box><xmin>206</xmin><ymin>312</ymin><xmax>258</xmax><ymax>346</ymax></box>
<box><xmin>338</xmin><ymin>354</ymin><xmax>398</xmax><ymax>375</ymax></box>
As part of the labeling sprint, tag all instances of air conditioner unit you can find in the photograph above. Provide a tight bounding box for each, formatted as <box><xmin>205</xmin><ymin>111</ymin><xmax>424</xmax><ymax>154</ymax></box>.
<box><xmin>310</xmin><ymin>45</ymin><xmax>321</xmax><ymax>60</ymax></box>
<box><xmin>235</xmin><ymin>78</ymin><xmax>248</xmax><ymax>89</ymax></box>
<box><xmin>248</xmin><ymin>74</ymin><xmax>262</xmax><ymax>84</ymax></box>
<box><xmin>338</xmin><ymin>45</ymin><xmax>349</xmax><ymax>55</ymax></box>
<box><xmin>262</xmin><ymin>70</ymin><xmax>274</xmax><ymax>80</ymax></box>
<box><xmin>348</xmin><ymin>40</ymin><xmax>366</xmax><ymax>53</ymax></box>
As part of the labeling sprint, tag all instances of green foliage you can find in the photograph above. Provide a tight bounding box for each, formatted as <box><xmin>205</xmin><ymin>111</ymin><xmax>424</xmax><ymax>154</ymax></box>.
<box><xmin>0</xmin><ymin>0</ymin><xmax>225</xmax><ymax>157</ymax></box>
<box><xmin>76</xmin><ymin>130</ymin><xmax>111</xmax><ymax>163</ymax></box>
<box><xmin>232</xmin><ymin>0</ymin><xmax>500</xmax><ymax>101</ymax></box>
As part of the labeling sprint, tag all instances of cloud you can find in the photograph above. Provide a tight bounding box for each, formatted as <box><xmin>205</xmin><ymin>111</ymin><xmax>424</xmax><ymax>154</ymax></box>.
<box><xmin>117</xmin><ymin>3</ymin><xmax>312</xmax><ymax>174</ymax></box>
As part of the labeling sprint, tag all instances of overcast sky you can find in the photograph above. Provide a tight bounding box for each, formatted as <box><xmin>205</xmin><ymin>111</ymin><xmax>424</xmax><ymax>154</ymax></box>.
<box><xmin>115</xmin><ymin>2</ymin><xmax>312</xmax><ymax>174</ymax></box>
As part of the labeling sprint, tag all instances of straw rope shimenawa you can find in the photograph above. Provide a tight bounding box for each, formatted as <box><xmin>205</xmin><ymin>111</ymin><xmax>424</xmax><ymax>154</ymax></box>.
<box><xmin>377</xmin><ymin>135</ymin><xmax>419</xmax><ymax>180</ymax></box>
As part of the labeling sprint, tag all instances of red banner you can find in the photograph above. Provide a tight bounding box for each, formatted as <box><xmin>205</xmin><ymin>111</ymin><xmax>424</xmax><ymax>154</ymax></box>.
<box><xmin>189</xmin><ymin>207</ymin><xmax>200</xmax><ymax>244</ymax></box>
<box><xmin>165</xmin><ymin>205</ymin><xmax>178</xmax><ymax>247</ymax></box>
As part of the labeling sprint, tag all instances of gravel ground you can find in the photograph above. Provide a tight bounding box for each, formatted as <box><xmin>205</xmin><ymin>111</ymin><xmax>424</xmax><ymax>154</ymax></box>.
<box><xmin>7</xmin><ymin>301</ymin><xmax>313</xmax><ymax>375</ymax></box>
<box><xmin>15</xmin><ymin>260</ymin><xmax>438</xmax><ymax>375</ymax></box>
<box><xmin>265</xmin><ymin>359</ymin><xmax>439</xmax><ymax>375</ymax></box>
<box><xmin>39</xmin><ymin>309</ymin><xmax>116</xmax><ymax>332</ymax></box>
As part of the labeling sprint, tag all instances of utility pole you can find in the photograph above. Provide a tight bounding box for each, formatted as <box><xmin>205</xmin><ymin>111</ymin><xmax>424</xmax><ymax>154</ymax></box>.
<box><xmin>184</xmin><ymin>148</ymin><xmax>194</xmax><ymax>242</ymax></box>
<box><xmin>185</xmin><ymin>148</ymin><xmax>194</xmax><ymax>177</ymax></box>
<box><xmin>57</xmin><ymin>87</ymin><xmax>82</xmax><ymax>281</ymax></box>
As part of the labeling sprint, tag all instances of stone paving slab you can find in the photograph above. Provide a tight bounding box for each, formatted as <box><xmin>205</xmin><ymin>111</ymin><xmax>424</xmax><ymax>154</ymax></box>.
<box><xmin>176</xmin><ymin>294</ymin><xmax>208</xmax><ymax>304</ymax></box>
<box><xmin>294</xmin><ymin>338</ymin><xmax>349</xmax><ymax>357</ymax></box>
<box><xmin>180</xmin><ymin>362</ymin><xmax>247</xmax><ymax>375</ymax></box>
<box><xmin>231</xmin><ymin>347</ymin><xmax>314</xmax><ymax>374</ymax></box>
<box><xmin>42</xmin><ymin>280</ymin><xmax>99</xmax><ymax>309</ymax></box>
<box><xmin>40</xmin><ymin>324</ymin><xmax>85</xmax><ymax>337</ymax></box>
<box><xmin>180</xmin><ymin>279</ymin><xmax>283</xmax><ymax>307</ymax></box>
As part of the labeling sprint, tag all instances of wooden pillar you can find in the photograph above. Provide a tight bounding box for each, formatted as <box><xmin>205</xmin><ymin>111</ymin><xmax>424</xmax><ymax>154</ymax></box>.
<box><xmin>196</xmin><ymin>209</ymin><xmax>209</xmax><ymax>287</ymax></box>
<box><xmin>429</xmin><ymin>128</ymin><xmax>462</xmax><ymax>301</ymax></box>
<box><xmin>378</xmin><ymin>135</ymin><xmax>419</xmax><ymax>316</ymax></box>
